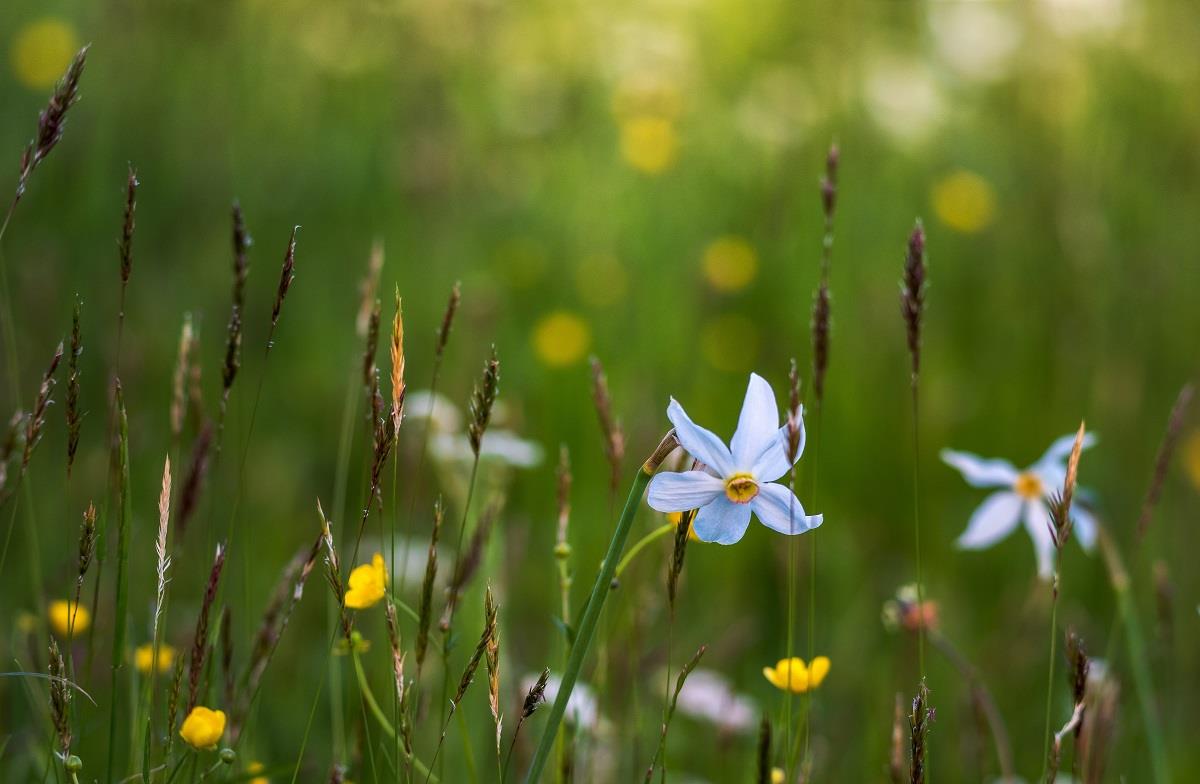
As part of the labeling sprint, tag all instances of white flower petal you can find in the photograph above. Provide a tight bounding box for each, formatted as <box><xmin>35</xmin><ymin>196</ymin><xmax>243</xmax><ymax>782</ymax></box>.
<box><xmin>730</xmin><ymin>373</ymin><xmax>780</xmax><ymax>468</ymax></box>
<box><xmin>956</xmin><ymin>491</ymin><xmax>1022</xmax><ymax>549</ymax></box>
<box><xmin>646</xmin><ymin>471</ymin><xmax>725</xmax><ymax>513</ymax></box>
<box><xmin>751</xmin><ymin>424</ymin><xmax>801</xmax><ymax>483</ymax></box>
<box><xmin>1036</xmin><ymin>431</ymin><xmax>1097</xmax><ymax>468</ymax></box>
<box><xmin>1072</xmin><ymin>505</ymin><xmax>1097</xmax><ymax>551</ymax></box>
<box><xmin>1023</xmin><ymin>501</ymin><xmax>1056</xmax><ymax>579</ymax></box>
<box><xmin>691</xmin><ymin>496</ymin><xmax>753</xmax><ymax>545</ymax></box>
<box><xmin>941</xmin><ymin>449</ymin><xmax>1019</xmax><ymax>488</ymax></box>
<box><xmin>667</xmin><ymin>398</ymin><xmax>734</xmax><ymax>476</ymax></box>
<box><xmin>750</xmin><ymin>482</ymin><xmax>822</xmax><ymax>535</ymax></box>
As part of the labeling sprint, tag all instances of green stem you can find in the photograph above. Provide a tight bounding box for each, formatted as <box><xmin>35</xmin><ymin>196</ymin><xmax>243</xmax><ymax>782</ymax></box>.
<box><xmin>524</xmin><ymin>465</ymin><xmax>654</xmax><ymax>783</ymax></box>
<box><xmin>351</xmin><ymin>648</ymin><xmax>438</xmax><ymax>782</ymax></box>
<box><xmin>1040</xmin><ymin>574</ymin><xmax>1059</xmax><ymax>783</ymax></box>
<box><xmin>612</xmin><ymin>523</ymin><xmax>674</xmax><ymax>582</ymax></box>
<box><xmin>106</xmin><ymin>387</ymin><xmax>132</xmax><ymax>784</ymax></box>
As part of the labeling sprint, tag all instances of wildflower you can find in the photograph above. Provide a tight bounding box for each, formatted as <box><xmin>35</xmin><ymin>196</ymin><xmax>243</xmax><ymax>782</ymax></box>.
<box><xmin>667</xmin><ymin>511</ymin><xmax>701</xmax><ymax>542</ymax></box>
<box><xmin>762</xmin><ymin>656</ymin><xmax>830</xmax><ymax>694</ymax></box>
<box><xmin>619</xmin><ymin>115</ymin><xmax>678</xmax><ymax>174</ymax></box>
<box><xmin>344</xmin><ymin>553</ymin><xmax>387</xmax><ymax>610</ymax></box>
<box><xmin>881</xmin><ymin>584</ymin><xmax>940</xmax><ymax>633</ymax></box>
<box><xmin>179</xmin><ymin>705</ymin><xmax>226</xmax><ymax>750</ymax></box>
<box><xmin>647</xmin><ymin>373</ymin><xmax>822</xmax><ymax>544</ymax></box>
<box><xmin>406</xmin><ymin>390</ymin><xmax>462</xmax><ymax>433</ymax></box>
<box><xmin>11</xmin><ymin>19</ymin><xmax>78</xmax><ymax>90</ymax></box>
<box><xmin>931</xmin><ymin>169</ymin><xmax>996</xmax><ymax>233</ymax></box>
<box><xmin>532</xmin><ymin>311</ymin><xmax>591</xmax><ymax>368</ymax></box>
<box><xmin>135</xmin><ymin>643</ymin><xmax>177</xmax><ymax>675</ymax></box>
<box><xmin>673</xmin><ymin>668</ymin><xmax>757</xmax><ymax>734</ymax></box>
<box><xmin>771</xmin><ymin>768</ymin><xmax>786</xmax><ymax>784</ymax></box>
<box><xmin>703</xmin><ymin>236</ymin><xmax>758</xmax><ymax>292</ymax></box>
<box><xmin>48</xmin><ymin>600</ymin><xmax>89</xmax><ymax>637</ymax></box>
<box><xmin>942</xmin><ymin>432</ymin><xmax>1098</xmax><ymax>578</ymax></box>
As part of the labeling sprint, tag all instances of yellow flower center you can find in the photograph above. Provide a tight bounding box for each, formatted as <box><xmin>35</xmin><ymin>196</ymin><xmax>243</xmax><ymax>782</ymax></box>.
<box><xmin>1014</xmin><ymin>471</ymin><xmax>1044</xmax><ymax>500</ymax></box>
<box><xmin>724</xmin><ymin>472</ymin><xmax>758</xmax><ymax>504</ymax></box>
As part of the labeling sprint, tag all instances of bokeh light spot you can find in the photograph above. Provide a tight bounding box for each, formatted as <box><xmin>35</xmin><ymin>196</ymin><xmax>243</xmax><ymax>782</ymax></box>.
<box><xmin>703</xmin><ymin>236</ymin><xmax>758</xmax><ymax>292</ymax></box>
<box><xmin>931</xmin><ymin>169</ymin><xmax>997</xmax><ymax>233</ymax></box>
<box><xmin>11</xmin><ymin>19</ymin><xmax>78</xmax><ymax>91</ymax></box>
<box><xmin>533</xmin><ymin>311</ymin><xmax>591</xmax><ymax>367</ymax></box>
<box><xmin>620</xmin><ymin>115</ymin><xmax>678</xmax><ymax>175</ymax></box>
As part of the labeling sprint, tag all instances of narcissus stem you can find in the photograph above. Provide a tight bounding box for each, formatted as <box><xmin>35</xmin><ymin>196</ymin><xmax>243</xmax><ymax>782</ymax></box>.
<box><xmin>524</xmin><ymin>431</ymin><xmax>674</xmax><ymax>784</ymax></box>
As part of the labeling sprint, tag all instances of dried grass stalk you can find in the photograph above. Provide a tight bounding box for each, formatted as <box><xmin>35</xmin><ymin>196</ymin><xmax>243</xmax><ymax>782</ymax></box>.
<box><xmin>14</xmin><ymin>45</ymin><xmax>88</xmax><ymax>204</ymax></box>
<box><xmin>416</xmin><ymin>499</ymin><xmax>444</xmax><ymax>673</ymax></box>
<box><xmin>909</xmin><ymin>681</ymin><xmax>934</xmax><ymax>784</ymax></box>
<box><xmin>589</xmin><ymin>356</ymin><xmax>625</xmax><ymax>492</ymax></box>
<box><xmin>22</xmin><ymin>341</ymin><xmax>64</xmax><ymax>472</ymax></box>
<box><xmin>435</xmin><ymin>282</ymin><xmax>461</xmax><ymax>360</ymax></box>
<box><xmin>468</xmin><ymin>347</ymin><xmax>500</xmax><ymax>456</ymax></box>
<box><xmin>66</xmin><ymin>296</ymin><xmax>83</xmax><ymax>476</ymax></box>
<box><xmin>170</xmin><ymin>314</ymin><xmax>193</xmax><ymax>442</ymax></box>
<box><xmin>899</xmin><ymin>221</ymin><xmax>927</xmax><ymax>381</ymax></box>
<box><xmin>186</xmin><ymin>543</ymin><xmax>227</xmax><ymax>712</ymax></box>
<box><xmin>1136</xmin><ymin>383</ymin><xmax>1194</xmax><ymax>542</ymax></box>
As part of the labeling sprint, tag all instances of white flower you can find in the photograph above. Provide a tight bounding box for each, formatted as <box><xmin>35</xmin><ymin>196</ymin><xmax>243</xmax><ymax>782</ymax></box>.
<box><xmin>942</xmin><ymin>432</ymin><xmax>1098</xmax><ymax>579</ymax></box>
<box><xmin>673</xmin><ymin>669</ymin><xmax>757</xmax><ymax>735</ymax></box>
<box><xmin>405</xmin><ymin>390</ymin><xmax>462</xmax><ymax>433</ymax></box>
<box><xmin>646</xmin><ymin>373</ymin><xmax>822</xmax><ymax>545</ymax></box>
<box><xmin>431</xmin><ymin>429</ymin><xmax>543</xmax><ymax>468</ymax></box>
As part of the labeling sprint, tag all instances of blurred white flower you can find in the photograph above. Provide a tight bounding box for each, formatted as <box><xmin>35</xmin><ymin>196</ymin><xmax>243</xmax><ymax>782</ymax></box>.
<box><xmin>942</xmin><ymin>432</ymin><xmax>1098</xmax><ymax>579</ymax></box>
<box><xmin>673</xmin><ymin>669</ymin><xmax>758</xmax><ymax>734</ymax></box>
<box><xmin>406</xmin><ymin>390</ymin><xmax>463</xmax><ymax>433</ymax></box>
<box><xmin>863</xmin><ymin>56</ymin><xmax>946</xmax><ymax>146</ymax></box>
<box><xmin>735</xmin><ymin>66</ymin><xmax>819</xmax><ymax>151</ymax></box>
<box><xmin>1039</xmin><ymin>0</ymin><xmax>1127</xmax><ymax>39</ymax></box>
<box><xmin>431</xmin><ymin>429</ymin><xmax>543</xmax><ymax>468</ymax></box>
<box><xmin>929</xmin><ymin>4</ymin><xmax>1021</xmax><ymax>83</ymax></box>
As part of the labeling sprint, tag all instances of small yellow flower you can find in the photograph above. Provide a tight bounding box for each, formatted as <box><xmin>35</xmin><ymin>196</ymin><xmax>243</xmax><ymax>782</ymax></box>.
<box><xmin>532</xmin><ymin>311</ymin><xmax>591</xmax><ymax>368</ymax></box>
<box><xmin>703</xmin><ymin>236</ymin><xmax>758</xmax><ymax>292</ymax></box>
<box><xmin>771</xmin><ymin>768</ymin><xmax>786</xmax><ymax>784</ymax></box>
<box><xmin>344</xmin><ymin>553</ymin><xmax>387</xmax><ymax>610</ymax></box>
<box><xmin>700</xmin><ymin>314</ymin><xmax>760</xmax><ymax>373</ymax></box>
<box><xmin>620</xmin><ymin>115</ymin><xmax>678</xmax><ymax>174</ymax></box>
<box><xmin>135</xmin><ymin>643</ymin><xmax>176</xmax><ymax>675</ymax></box>
<box><xmin>762</xmin><ymin>656</ymin><xmax>830</xmax><ymax>694</ymax></box>
<box><xmin>179</xmin><ymin>706</ymin><xmax>226</xmax><ymax>750</ymax></box>
<box><xmin>931</xmin><ymin>169</ymin><xmax>996</xmax><ymax>234</ymax></box>
<box><xmin>248</xmin><ymin>760</ymin><xmax>269</xmax><ymax>784</ymax></box>
<box><xmin>11</xmin><ymin>19</ymin><xmax>78</xmax><ymax>90</ymax></box>
<box><xmin>667</xmin><ymin>511</ymin><xmax>700</xmax><ymax>542</ymax></box>
<box><xmin>48</xmin><ymin>600</ymin><xmax>89</xmax><ymax>637</ymax></box>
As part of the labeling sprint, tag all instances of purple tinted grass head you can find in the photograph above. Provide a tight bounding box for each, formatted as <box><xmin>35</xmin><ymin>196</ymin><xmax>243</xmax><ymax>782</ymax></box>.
<box><xmin>900</xmin><ymin>220</ymin><xmax>927</xmax><ymax>381</ymax></box>
<box><xmin>14</xmin><ymin>45</ymin><xmax>89</xmax><ymax>206</ymax></box>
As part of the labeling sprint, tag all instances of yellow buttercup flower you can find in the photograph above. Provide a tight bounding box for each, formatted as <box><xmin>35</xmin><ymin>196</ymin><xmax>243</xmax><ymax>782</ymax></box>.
<box><xmin>762</xmin><ymin>656</ymin><xmax>830</xmax><ymax>694</ymax></box>
<box><xmin>532</xmin><ymin>311</ymin><xmax>591</xmax><ymax>368</ymax></box>
<box><xmin>248</xmin><ymin>760</ymin><xmax>269</xmax><ymax>784</ymax></box>
<box><xmin>344</xmin><ymin>553</ymin><xmax>387</xmax><ymax>610</ymax></box>
<box><xmin>620</xmin><ymin>115</ymin><xmax>678</xmax><ymax>175</ymax></box>
<box><xmin>667</xmin><ymin>511</ymin><xmax>700</xmax><ymax>542</ymax></box>
<box><xmin>48</xmin><ymin>600</ymin><xmax>89</xmax><ymax>637</ymax></box>
<box><xmin>771</xmin><ymin>768</ymin><xmax>786</xmax><ymax>784</ymax></box>
<box><xmin>179</xmin><ymin>706</ymin><xmax>226</xmax><ymax>750</ymax></box>
<box><xmin>135</xmin><ymin>643</ymin><xmax>176</xmax><ymax>675</ymax></box>
<box><xmin>703</xmin><ymin>236</ymin><xmax>758</xmax><ymax>292</ymax></box>
<box><xmin>11</xmin><ymin>19</ymin><xmax>78</xmax><ymax>90</ymax></box>
<box><xmin>931</xmin><ymin>169</ymin><xmax>996</xmax><ymax>234</ymax></box>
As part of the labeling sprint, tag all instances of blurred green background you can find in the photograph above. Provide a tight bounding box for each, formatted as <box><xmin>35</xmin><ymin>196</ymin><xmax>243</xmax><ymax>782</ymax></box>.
<box><xmin>2</xmin><ymin>0</ymin><xmax>1199</xmax><ymax>780</ymax></box>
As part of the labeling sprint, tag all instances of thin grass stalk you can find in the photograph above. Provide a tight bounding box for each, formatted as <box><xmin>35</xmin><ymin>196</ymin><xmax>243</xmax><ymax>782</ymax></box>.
<box><xmin>105</xmin><ymin>381</ymin><xmax>132</xmax><ymax>784</ymax></box>
<box><xmin>524</xmin><ymin>430</ymin><xmax>677</xmax><ymax>784</ymax></box>
<box><xmin>114</xmin><ymin>167</ymin><xmax>137</xmax><ymax>372</ymax></box>
<box><xmin>900</xmin><ymin>222</ymin><xmax>928</xmax><ymax>684</ymax></box>
<box><xmin>1095</xmin><ymin>527</ymin><xmax>1170</xmax><ymax>783</ymax></box>
<box><xmin>426</xmin><ymin>595</ymin><xmax>496</xmax><ymax>783</ymax></box>
<box><xmin>139</xmin><ymin>457</ymin><xmax>172</xmax><ymax>781</ymax></box>
<box><xmin>504</xmin><ymin>669</ymin><xmax>549</xmax><ymax>783</ymax></box>
<box><xmin>1135</xmin><ymin>383</ymin><xmax>1194</xmax><ymax>543</ymax></box>
<box><xmin>644</xmin><ymin>644</ymin><xmax>705</xmax><ymax>783</ymax></box>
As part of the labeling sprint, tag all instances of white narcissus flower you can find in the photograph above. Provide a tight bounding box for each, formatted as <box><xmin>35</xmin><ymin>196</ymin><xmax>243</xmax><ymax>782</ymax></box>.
<box><xmin>646</xmin><ymin>373</ymin><xmax>822</xmax><ymax>545</ymax></box>
<box><xmin>942</xmin><ymin>432</ymin><xmax>1098</xmax><ymax>579</ymax></box>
